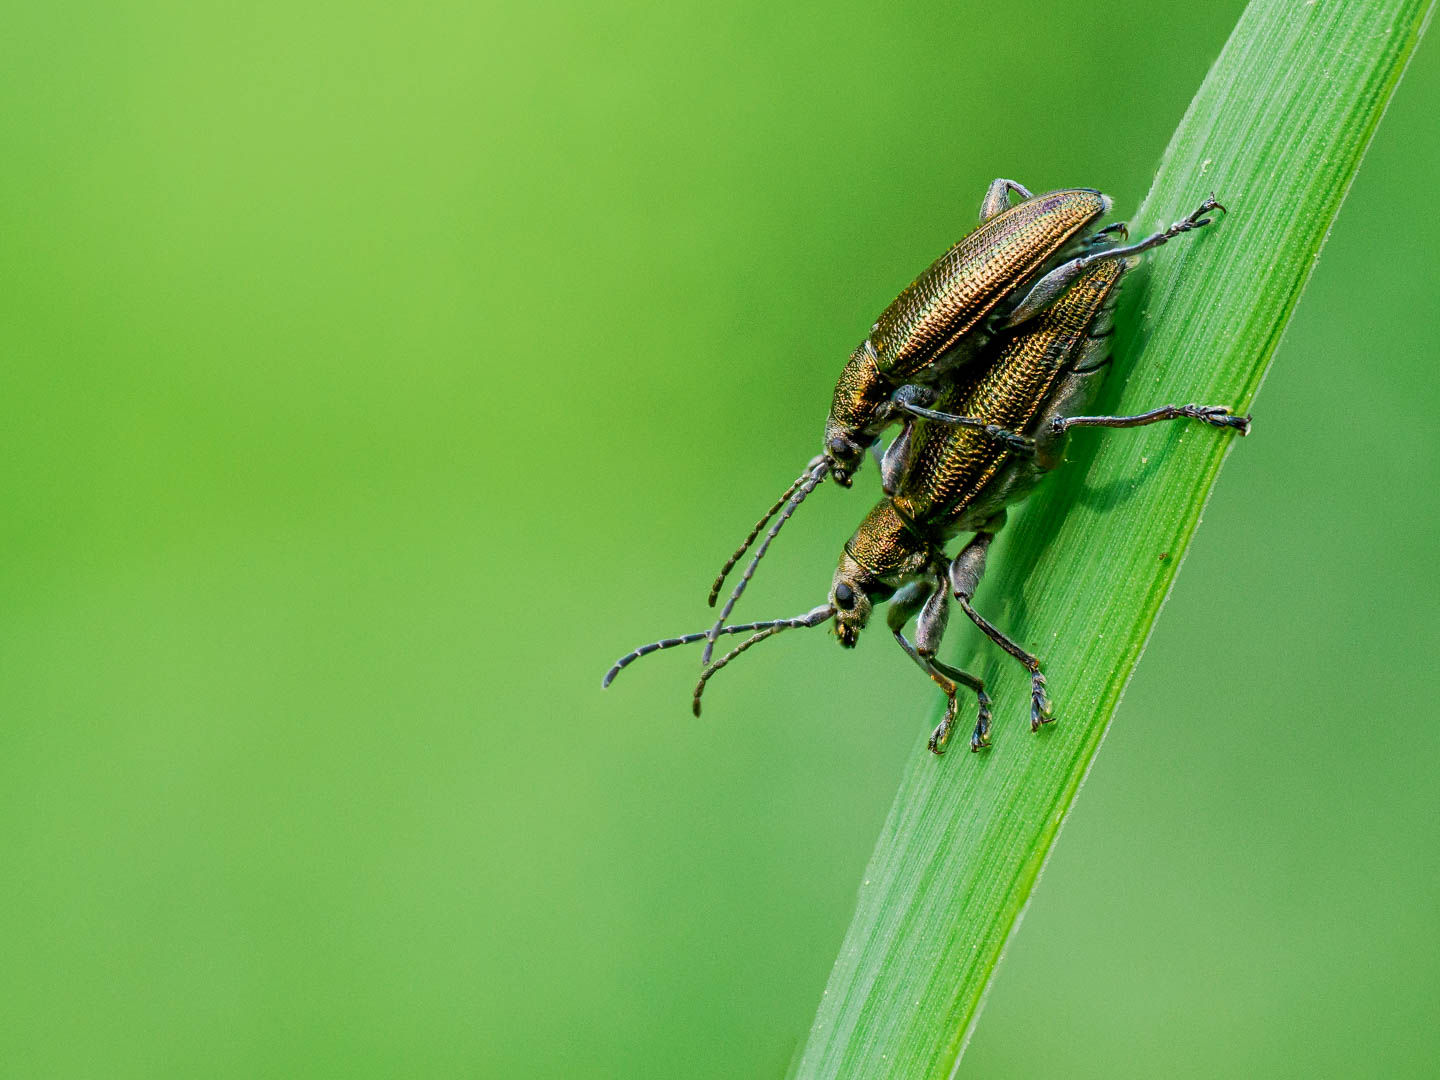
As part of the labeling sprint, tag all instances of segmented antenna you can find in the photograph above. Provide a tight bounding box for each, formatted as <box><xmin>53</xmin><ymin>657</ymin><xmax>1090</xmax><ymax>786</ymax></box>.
<box><xmin>700</xmin><ymin>459</ymin><xmax>831</xmax><ymax>665</ymax></box>
<box><xmin>707</xmin><ymin>459</ymin><xmax>822</xmax><ymax>607</ymax></box>
<box><xmin>692</xmin><ymin>605</ymin><xmax>836</xmax><ymax>716</ymax></box>
<box><xmin>601</xmin><ymin>612</ymin><xmax>829</xmax><ymax>688</ymax></box>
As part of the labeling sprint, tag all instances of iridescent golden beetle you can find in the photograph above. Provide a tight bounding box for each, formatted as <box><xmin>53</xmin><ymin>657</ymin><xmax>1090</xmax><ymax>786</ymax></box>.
<box><xmin>607</xmin><ymin>194</ymin><xmax>1247</xmax><ymax>752</ymax></box>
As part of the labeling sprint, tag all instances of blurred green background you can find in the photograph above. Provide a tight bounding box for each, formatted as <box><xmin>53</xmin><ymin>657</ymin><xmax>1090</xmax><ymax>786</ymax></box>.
<box><xmin>2</xmin><ymin>1</ymin><xmax>1437</xmax><ymax>1076</ymax></box>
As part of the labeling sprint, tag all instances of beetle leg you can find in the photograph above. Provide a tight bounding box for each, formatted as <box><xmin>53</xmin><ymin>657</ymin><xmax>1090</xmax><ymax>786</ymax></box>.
<box><xmin>886</xmin><ymin>401</ymin><xmax>1037</xmax><ymax>456</ymax></box>
<box><xmin>888</xmin><ymin>576</ymin><xmax>991</xmax><ymax>754</ymax></box>
<box><xmin>912</xmin><ymin>571</ymin><xmax>950</xmax><ymax>658</ymax></box>
<box><xmin>1004</xmin><ymin>195</ymin><xmax>1226</xmax><ymax>328</ymax></box>
<box><xmin>1054</xmin><ymin>403</ymin><xmax>1251</xmax><ymax>436</ymax></box>
<box><xmin>949</xmin><ymin>530</ymin><xmax>1054</xmax><ymax>733</ymax></box>
<box><xmin>979</xmin><ymin>178</ymin><xmax>1035</xmax><ymax>223</ymax></box>
<box><xmin>914</xmin><ymin>573</ymin><xmax>994</xmax><ymax>752</ymax></box>
<box><xmin>880</xmin><ymin>421</ymin><xmax>915</xmax><ymax>496</ymax></box>
<box><xmin>928</xmin><ymin>655</ymin><xmax>992</xmax><ymax>752</ymax></box>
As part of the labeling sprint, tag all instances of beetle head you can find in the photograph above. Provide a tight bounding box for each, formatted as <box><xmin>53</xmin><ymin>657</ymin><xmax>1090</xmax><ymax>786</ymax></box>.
<box><xmin>831</xmin><ymin>550</ymin><xmax>893</xmax><ymax>648</ymax></box>
<box><xmin>824</xmin><ymin>432</ymin><xmax>868</xmax><ymax>488</ymax></box>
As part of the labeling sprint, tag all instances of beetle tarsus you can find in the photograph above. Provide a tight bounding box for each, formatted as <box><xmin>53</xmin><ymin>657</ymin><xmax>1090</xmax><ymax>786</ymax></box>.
<box><xmin>1189</xmin><ymin>404</ymin><xmax>1251</xmax><ymax>434</ymax></box>
<box><xmin>929</xmin><ymin>695</ymin><xmax>959</xmax><ymax>755</ymax></box>
<box><xmin>1192</xmin><ymin>193</ymin><xmax>1227</xmax><ymax>221</ymax></box>
<box><xmin>1173</xmin><ymin>194</ymin><xmax>1228</xmax><ymax>232</ymax></box>
<box><xmin>969</xmin><ymin>690</ymin><xmax>994</xmax><ymax>752</ymax></box>
<box><xmin>1030</xmin><ymin>673</ymin><xmax>1054</xmax><ymax>732</ymax></box>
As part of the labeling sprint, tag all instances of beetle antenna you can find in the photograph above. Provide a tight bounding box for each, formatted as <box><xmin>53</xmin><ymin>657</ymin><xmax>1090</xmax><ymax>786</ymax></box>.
<box><xmin>601</xmin><ymin>605</ymin><xmax>833</xmax><ymax>688</ymax></box>
<box><xmin>701</xmin><ymin>459</ymin><xmax>831</xmax><ymax>665</ymax></box>
<box><xmin>692</xmin><ymin>605</ymin><xmax>836</xmax><ymax>716</ymax></box>
<box><xmin>707</xmin><ymin>455</ymin><xmax>825</xmax><ymax>607</ymax></box>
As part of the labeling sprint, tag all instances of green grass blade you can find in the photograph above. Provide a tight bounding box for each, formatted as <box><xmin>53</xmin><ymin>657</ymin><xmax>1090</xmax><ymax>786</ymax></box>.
<box><xmin>795</xmin><ymin>1</ymin><xmax>1434</xmax><ymax>1076</ymax></box>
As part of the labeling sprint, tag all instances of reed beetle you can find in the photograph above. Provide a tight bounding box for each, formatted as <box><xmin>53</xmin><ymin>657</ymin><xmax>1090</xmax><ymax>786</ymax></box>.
<box><xmin>606</xmin><ymin>191</ymin><xmax>1247</xmax><ymax>751</ymax></box>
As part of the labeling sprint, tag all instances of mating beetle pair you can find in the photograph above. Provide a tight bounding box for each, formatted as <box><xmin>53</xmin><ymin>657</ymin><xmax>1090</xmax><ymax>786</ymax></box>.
<box><xmin>605</xmin><ymin>178</ymin><xmax>1249</xmax><ymax>753</ymax></box>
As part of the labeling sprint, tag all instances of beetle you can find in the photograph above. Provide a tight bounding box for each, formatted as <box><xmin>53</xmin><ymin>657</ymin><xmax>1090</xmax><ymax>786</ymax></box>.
<box><xmin>702</xmin><ymin>184</ymin><xmax>1228</xmax><ymax>662</ymax></box>
<box><xmin>605</xmin><ymin>228</ymin><xmax>1249</xmax><ymax>752</ymax></box>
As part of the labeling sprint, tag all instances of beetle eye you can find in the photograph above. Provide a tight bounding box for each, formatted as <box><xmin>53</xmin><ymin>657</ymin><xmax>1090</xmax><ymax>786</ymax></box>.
<box><xmin>827</xmin><ymin>436</ymin><xmax>850</xmax><ymax>458</ymax></box>
<box><xmin>834</xmin><ymin>583</ymin><xmax>855</xmax><ymax>610</ymax></box>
